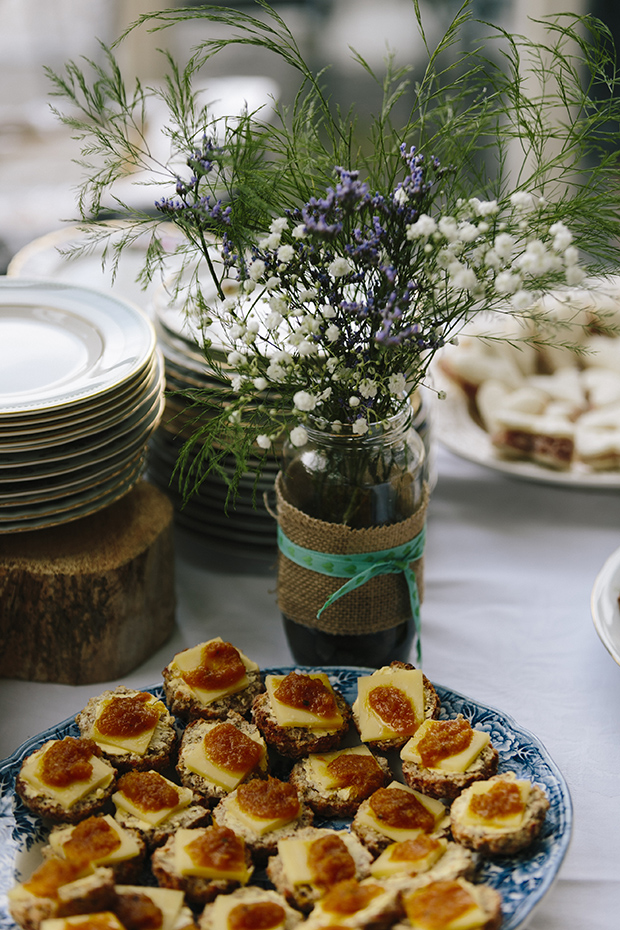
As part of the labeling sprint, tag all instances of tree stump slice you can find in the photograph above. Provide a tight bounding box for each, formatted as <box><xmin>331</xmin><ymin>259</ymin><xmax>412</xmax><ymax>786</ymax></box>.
<box><xmin>0</xmin><ymin>481</ymin><xmax>176</xmax><ymax>684</ymax></box>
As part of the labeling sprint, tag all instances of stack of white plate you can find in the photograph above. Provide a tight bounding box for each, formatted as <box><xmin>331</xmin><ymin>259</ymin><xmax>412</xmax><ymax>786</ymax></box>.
<box><xmin>0</xmin><ymin>278</ymin><xmax>164</xmax><ymax>532</ymax></box>
<box><xmin>148</xmin><ymin>282</ymin><xmax>279</xmax><ymax>562</ymax></box>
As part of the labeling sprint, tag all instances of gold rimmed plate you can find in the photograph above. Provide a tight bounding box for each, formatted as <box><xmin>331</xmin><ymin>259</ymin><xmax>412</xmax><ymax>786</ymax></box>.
<box><xmin>0</xmin><ymin>279</ymin><xmax>157</xmax><ymax>415</ymax></box>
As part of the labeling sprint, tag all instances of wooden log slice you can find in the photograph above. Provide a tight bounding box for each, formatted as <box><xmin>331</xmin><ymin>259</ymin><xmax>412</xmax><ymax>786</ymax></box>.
<box><xmin>0</xmin><ymin>481</ymin><xmax>176</xmax><ymax>684</ymax></box>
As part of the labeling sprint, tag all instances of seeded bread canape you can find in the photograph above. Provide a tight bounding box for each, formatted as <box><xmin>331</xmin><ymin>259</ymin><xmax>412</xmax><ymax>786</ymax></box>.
<box><xmin>351</xmin><ymin>782</ymin><xmax>450</xmax><ymax>857</ymax></box>
<box><xmin>162</xmin><ymin>639</ymin><xmax>263</xmax><ymax>721</ymax></box>
<box><xmin>266</xmin><ymin>826</ymin><xmax>374</xmax><ymax>914</ymax></box>
<box><xmin>33</xmin><ymin>887</ymin><xmax>197</xmax><ymax>930</ymax></box>
<box><xmin>211</xmin><ymin>776</ymin><xmax>313</xmax><ymax>863</ymax></box>
<box><xmin>400</xmin><ymin>715</ymin><xmax>499</xmax><ymax>800</ymax></box>
<box><xmin>251</xmin><ymin>671</ymin><xmax>351</xmax><ymax>760</ymax></box>
<box><xmin>288</xmin><ymin>743</ymin><xmax>391</xmax><ymax>819</ymax></box>
<box><xmin>450</xmin><ymin>771</ymin><xmax>550</xmax><ymax>856</ymax></box>
<box><xmin>112</xmin><ymin>770</ymin><xmax>210</xmax><ymax>849</ymax></box>
<box><xmin>395</xmin><ymin>878</ymin><xmax>502</xmax><ymax>930</ymax></box>
<box><xmin>8</xmin><ymin>862</ymin><xmax>116</xmax><ymax>930</ymax></box>
<box><xmin>15</xmin><ymin>738</ymin><xmax>117</xmax><ymax>824</ymax></box>
<box><xmin>75</xmin><ymin>687</ymin><xmax>177</xmax><ymax>774</ymax></box>
<box><xmin>369</xmin><ymin>835</ymin><xmax>477</xmax><ymax>889</ymax></box>
<box><xmin>112</xmin><ymin>885</ymin><xmax>196</xmax><ymax>930</ymax></box>
<box><xmin>44</xmin><ymin>815</ymin><xmax>147</xmax><ymax>885</ymax></box>
<box><xmin>151</xmin><ymin>823</ymin><xmax>253</xmax><ymax>907</ymax></box>
<box><xmin>302</xmin><ymin>877</ymin><xmax>402</xmax><ymax>930</ymax></box>
<box><xmin>176</xmin><ymin>713</ymin><xmax>268</xmax><ymax>806</ymax></box>
<box><xmin>351</xmin><ymin>662</ymin><xmax>440</xmax><ymax>753</ymax></box>
<box><xmin>199</xmin><ymin>886</ymin><xmax>303</xmax><ymax>930</ymax></box>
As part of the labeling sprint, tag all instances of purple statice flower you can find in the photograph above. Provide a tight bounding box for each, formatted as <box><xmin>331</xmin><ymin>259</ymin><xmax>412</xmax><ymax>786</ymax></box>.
<box><xmin>333</xmin><ymin>167</ymin><xmax>369</xmax><ymax>207</ymax></box>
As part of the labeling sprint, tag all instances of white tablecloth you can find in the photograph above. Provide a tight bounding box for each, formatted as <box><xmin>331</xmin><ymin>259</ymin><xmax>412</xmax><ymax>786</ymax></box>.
<box><xmin>2</xmin><ymin>445</ymin><xmax>620</xmax><ymax>928</ymax></box>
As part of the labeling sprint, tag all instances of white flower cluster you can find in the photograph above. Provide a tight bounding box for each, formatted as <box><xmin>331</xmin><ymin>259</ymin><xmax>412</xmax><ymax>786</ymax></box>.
<box><xmin>406</xmin><ymin>195</ymin><xmax>584</xmax><ymax>312</ymax></box>
<box><xmin>214</xmin><ymin>190</ymin><xmax>585</xmax><ymax>452</ymax></box>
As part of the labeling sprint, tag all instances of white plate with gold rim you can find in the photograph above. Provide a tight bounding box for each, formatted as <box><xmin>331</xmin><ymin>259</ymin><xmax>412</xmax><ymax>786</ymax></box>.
<box><xmin>0</xmin><ymin>279</ymin><xmax>156</xmax><ymax>415</ymax></box>
<box><xmin>0</xmin><ymin>350</ymin><xmax>160</xmax><ymax>431</ymax></box>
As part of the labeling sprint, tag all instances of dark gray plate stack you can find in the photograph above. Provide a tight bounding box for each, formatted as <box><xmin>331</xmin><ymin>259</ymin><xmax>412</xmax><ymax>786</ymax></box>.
<box><xmin>148</xmin><ymin>287</ymin><xmax>279</xmax><ymax>566</ymax></box>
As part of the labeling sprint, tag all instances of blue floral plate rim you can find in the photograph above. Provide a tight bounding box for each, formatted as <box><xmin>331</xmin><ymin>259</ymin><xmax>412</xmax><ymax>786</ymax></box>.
<box><xmin>0</xmin><ymin>665</ymin><xmax>572</xmax><ymax>930</ymax></box>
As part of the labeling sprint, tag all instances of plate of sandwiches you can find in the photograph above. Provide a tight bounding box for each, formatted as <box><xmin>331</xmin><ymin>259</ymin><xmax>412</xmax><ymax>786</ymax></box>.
<box><xmin>0</xmin><ymin>643</ymin><xmax>572</xmax><ymax>930</ymax></box>
<box><xmin>433</xmin><ymin>282</ymin><xmax>620</xmax><ymax>488</ymax></box>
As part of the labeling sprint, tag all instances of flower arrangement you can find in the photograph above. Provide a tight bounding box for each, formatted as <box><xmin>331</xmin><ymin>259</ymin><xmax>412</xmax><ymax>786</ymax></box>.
<box><xmin>46</xmin><ymin>0</ymin><xmax>620</xmax><ymax>497</ymax></box>
<box><xmin>209</xmin><ymin>155</ymin><xmax>585</xmax><ymax>451</ymax></box>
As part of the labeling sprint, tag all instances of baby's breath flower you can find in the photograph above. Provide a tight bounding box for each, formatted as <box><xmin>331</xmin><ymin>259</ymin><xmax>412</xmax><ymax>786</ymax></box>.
<box><xmin>326</xmin><ymin>323</ymin><xmax>340</xmax><ymax>342</ymax></box>
<box><xmin>495</xmin><ymin>270</ymin><xmax>521</xmax><ymax>294</ymax></box>
<box><xmin>388</xmin><ymin>373</ymin><xmax>407</xmax><ymax>394</ymax></box>
<box><xmin>510</xmin><ymin>191</ymin><xmax>535</xmax><ymax>212</ymax></box>
<box><xmin>266</xmin><ymin>361</ymin><xmax>286</xmax><ymax>381</ymax></box>
<box><xmin>471</xmin><ymin>198</ymin><xmax>499</xmax><ymax>216</ymax></box>
<box><xmin>406</xmin><ymin>213</ymin><xmax>437</xmax><ymax>238</ymax></box>
<box><xmin>359</xmin><ymin>379</ymin><xmax>378</xmax><ymax>399</ymax></box>
<box><xmin>457</xmin><ymin>222</ymin><xmax>479</xmax><ymax>243</ymax></box>
<box><xmin>352</xmin><ymin>417</ymin><xmax>369</xmax><ymax>435</ymax></box>
<box><xmin>550</xmin><ymin>222</ymin><xmax>573</xmax><ymax>252</ymax></box>
<box><xmin>269</xmin><ymin>295</ymin><xmax>287</xmax><ymax>314</ymax></box>
<box><xmin>259</xmin><ymin>232</ymin><xmax>280</xmax><ymax>250</ymax></box>
<box><xmin>349</xmin><ymin>396</ymin><xmax>361</xmax><ymax>407</ymax></box>
<box><xmin>277</xmin><ymin>244</ymin><xmax>295</xmax><ymax>264</ymax></box>
<box><xmin>494</xmin><ymin>232</ymin><xmax>515</xmax><ymax>259</ymax></box>
<box><xmin>438</xmin><ymin>216</ymin><xmax>459</xmax><ymax>241</ymax></box>
<box><xmin>293</xmin><ymin>390</ymin><xmax>317</xmax><ymax>411</ymax></box>
<box><xmin>248</xmin><ymin>259</ymin><xmax>266</xmax><ymax>281</ymax></box>
<box><xmin>256</xmin><ymin>434</ymin><xmax>271</xmax><ymax>449</ymax></box>
<box><xmin>253</xmin><ymin>376</ymin><xmax>268</xmax><ymax>391</ymax></box>
<box><xmin>566</xmin><ymin>264</ymin><xmax>586</xmax><ymax>285</ymax></box>
<box><xmin>328</xmin><ymin>256</ymin><xmax>353</xmax><ymax>278</ymax></box>
<box><xmin>289</xmin><ymin>425</ymin><xmax>308</xmax><ymax>447</ymax></box>
<box><xmin>484</xmin><ymin>248</ymin><xmax>502</xmax><ymax>270</ymax></box>
<box><xmin>512</xmin><ymin>289</ymin><xmax>534</xmax><ymax>310</ymax></box>
<box><xmin>270</xmin><ymin>217</ymin><xmax>288</xmax><ymax>233</ymax></box>
<box><xmin>297</xmin><ymin>339</ymin><xmax>318</xmax><ymax>356</ymax></box>
<box><xmin>449</xmin><ymin>263</ymin><xmax>478</xmax><ymax>291</ymax></box>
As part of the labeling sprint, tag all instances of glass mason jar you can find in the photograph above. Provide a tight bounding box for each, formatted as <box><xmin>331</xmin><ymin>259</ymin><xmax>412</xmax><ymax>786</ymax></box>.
<box><xmin>278</xmin><ymin>403</ymin><xmax>427</xmax><ymax>667</ymax></box>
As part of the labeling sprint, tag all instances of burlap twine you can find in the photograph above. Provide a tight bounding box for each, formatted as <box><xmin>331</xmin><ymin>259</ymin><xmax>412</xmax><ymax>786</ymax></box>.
<box><xmin>275</xmin><ymin>472</ymin><xmax>429</xmax><ymax>636</ymax></box>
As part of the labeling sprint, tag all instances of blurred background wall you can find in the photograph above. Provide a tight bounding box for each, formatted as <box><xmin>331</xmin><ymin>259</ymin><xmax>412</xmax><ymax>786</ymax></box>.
<box><xmin>0</xmin><ymin>0</ymin><xmax>614</xmax><ymax>271</ymax></box>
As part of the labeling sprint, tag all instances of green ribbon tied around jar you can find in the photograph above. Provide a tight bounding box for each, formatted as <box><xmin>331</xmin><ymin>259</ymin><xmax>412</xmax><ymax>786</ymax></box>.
<box><xmin>277</xmin><ymin>524</ymin><xmax>426</xmax><ymax>663</ymax></box>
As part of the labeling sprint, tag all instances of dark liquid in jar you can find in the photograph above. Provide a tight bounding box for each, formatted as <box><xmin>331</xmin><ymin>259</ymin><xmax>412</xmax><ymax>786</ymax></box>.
<box><xmin>282</xmin><ymin>614</ymin><xmax>416</xmax><ymax>667</ymax></box>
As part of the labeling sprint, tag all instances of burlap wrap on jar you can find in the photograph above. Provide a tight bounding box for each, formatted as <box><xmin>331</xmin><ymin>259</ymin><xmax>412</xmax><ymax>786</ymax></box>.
<box><xmin>275</xmin><ymin>472</ymin><xmax>429</xmax><ymax>636</ymax></box>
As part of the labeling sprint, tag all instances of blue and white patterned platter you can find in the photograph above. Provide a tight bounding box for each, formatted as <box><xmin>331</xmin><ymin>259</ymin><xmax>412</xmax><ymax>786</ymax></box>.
<box><xmin>0</xmin><ymin>666</ymin><xmax>571</xmax><ymax>930</ymax></box>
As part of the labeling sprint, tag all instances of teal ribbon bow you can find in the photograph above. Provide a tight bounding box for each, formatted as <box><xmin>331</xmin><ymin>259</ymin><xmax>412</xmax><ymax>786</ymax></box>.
<box><xmin>277</xmin><ymin>525</ymin><xmax>426</xmax><ymax>663</ymax></box>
